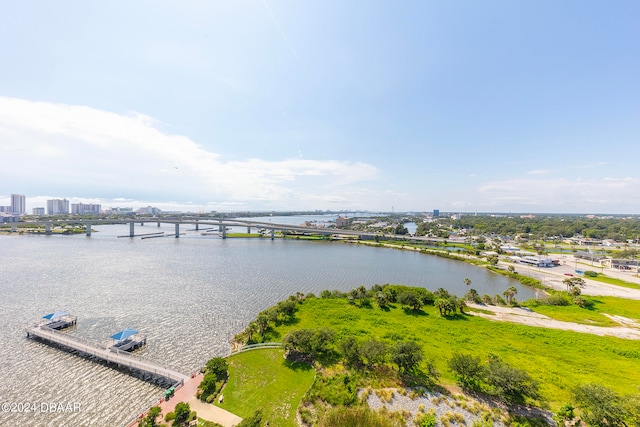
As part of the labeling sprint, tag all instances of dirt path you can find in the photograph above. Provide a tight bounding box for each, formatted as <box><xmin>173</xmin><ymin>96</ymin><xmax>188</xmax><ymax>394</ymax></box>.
<box><xmin>466</xmin><ymin>303</ymin><xmax>640</xmax><ymax>340</ymax></box>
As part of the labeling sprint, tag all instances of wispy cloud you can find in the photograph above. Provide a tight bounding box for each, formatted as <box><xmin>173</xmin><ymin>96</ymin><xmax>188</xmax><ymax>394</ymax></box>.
<box><xmin>0</xmin><ymin>97</ymin><xmax>379</xmax><ymax>210</ymax></box>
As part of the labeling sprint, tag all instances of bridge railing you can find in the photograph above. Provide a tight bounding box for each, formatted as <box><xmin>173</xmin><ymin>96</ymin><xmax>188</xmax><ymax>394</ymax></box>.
<box><xmin>226</xmin><ymin>342</ymin><xmax>283</xmax><ymax>356</ymax></box>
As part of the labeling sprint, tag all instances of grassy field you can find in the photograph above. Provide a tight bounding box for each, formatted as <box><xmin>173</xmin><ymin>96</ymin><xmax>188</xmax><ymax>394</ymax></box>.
<box><xmin>587</xmin><ymin>274</ymin><xmax>640</xmax><ymax>290</ymax></box>
<box><xmin>524</xmin><ymin>295</ymin><xmax>640</xmax><ymax>326</ymax></box>
<box><xmin>215</xmin><ymin>348</ymin><xmax>315</xmax><ymax>426</ymax></box>
<box><xmin>264</xmin><ymin>297</ymin><xmax>640</xmax><ymax>409</ymax></box>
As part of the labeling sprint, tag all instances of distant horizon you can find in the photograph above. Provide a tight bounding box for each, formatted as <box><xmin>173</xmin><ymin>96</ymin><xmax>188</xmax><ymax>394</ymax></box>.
<box><xmin>2</xmin><ymin>194</ymin><xmax>638</xmax><ymax>218</ymax></box>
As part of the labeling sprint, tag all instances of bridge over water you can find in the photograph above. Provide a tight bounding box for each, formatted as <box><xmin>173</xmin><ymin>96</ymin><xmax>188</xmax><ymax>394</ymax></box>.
<box><xmin>11</xmin><ymin>217</ymin><xmax>445</xmax><ymax>243</ymax></box>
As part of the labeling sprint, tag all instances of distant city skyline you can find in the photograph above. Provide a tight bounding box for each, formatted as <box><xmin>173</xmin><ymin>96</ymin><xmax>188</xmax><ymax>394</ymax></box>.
<box><xmin>1</xmin><ymin>2</ymin><xmax>639</xmax><ymax>213</ymax></box>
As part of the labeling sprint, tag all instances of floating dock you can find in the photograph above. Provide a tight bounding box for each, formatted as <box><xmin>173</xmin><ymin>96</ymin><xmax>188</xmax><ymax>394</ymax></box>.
<box><xmin>25</xmin><ymin>324</ymin><xmax>189</xmax><ymax>384</ymax></box>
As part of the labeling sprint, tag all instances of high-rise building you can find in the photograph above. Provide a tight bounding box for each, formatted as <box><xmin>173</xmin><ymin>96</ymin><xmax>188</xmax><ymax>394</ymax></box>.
<box><xmin>11</xmin><ymin>194</ymin><xmax>26</xmax><ymax>214</ymax></box>
<box><xmin>433</xmin><ymin>209</ymin><xmax>440</xmax><ymax>218</ymax></box>
<box><xmin>32</xmin><ymin>207</ymin><xmax>45</xmax><ymax>215</ymax></box>
<box><xmin>47</xmin><ymin>199</ymin><xmax>70</xmax><ymax>215</ymax></box>
<box><xmin>71</xmin><ymin>203</ymin><xmax>101</xmax><ymax>215</ymax></box>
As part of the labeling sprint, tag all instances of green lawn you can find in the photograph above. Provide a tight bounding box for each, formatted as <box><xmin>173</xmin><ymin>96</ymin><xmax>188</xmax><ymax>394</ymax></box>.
<box><xmin>264</xmin><ymin>297</ymin><xmax>640</xmax><ymax>409</ymax></box>
<box><xmin>215</xmin><ymin>348</ymin><xmax>315</xmax><ymax>426</ymax></box>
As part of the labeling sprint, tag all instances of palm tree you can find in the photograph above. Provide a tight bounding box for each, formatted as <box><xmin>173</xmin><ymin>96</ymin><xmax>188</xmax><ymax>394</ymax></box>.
<box><xmin>246</xmin><ymin>322</ymin><xmax>258</xmax><ymax>343</ymax></box>
<box><xmin>503</xmin><ymin>286</ymin><xmax>517</xmax><ymax>305</ymax></box>
<box><xmin>464</xmin><ymin>278</ymin><xmax>471</xmax><ymax>293</ymax></box>
<box><xmin>256</xmin><ymin>314</ymin><xmax>269</xmax><ymax>338</ymax></box>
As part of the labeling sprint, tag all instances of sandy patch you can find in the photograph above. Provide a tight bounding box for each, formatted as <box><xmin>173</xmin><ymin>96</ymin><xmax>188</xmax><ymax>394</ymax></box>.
<box><xmin>467</xmin><ymin>303</ymin><xmax>640</xmax><ymax>340</ymax></box>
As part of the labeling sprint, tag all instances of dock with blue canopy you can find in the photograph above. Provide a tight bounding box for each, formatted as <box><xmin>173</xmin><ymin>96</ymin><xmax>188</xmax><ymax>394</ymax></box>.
<box><xmin>109</xmin><ymin>328</ymin><xmax>146</xmax><ymax>352</ymax></box>
<box><xmin>41</xmin><ymin>310</ymin><xmax>77</xmax><ymax>330</ymax></box>
<box><xmin>25</xmin><ymin>319</ymin><xmax>185</xmax><ymax>384</ymax></box>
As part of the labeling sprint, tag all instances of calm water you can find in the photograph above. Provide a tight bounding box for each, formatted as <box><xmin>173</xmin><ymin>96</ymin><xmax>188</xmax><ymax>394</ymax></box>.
<box><xmin>0</xmin><ymin>222</ymin><xmax>533</xmax><ymax>426</ymax></box>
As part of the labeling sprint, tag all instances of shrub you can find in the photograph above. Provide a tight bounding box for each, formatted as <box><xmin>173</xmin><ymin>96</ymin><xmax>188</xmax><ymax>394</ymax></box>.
<box><xmin>318</xmin><ymin>406</ymin><xmax>403</xmax><ymax>427</ymax></box>
<box><xmin>541</xmin><ymin>293</ymin><xmax>571</xmax><ymax>306</ymax></box>
<box><xmin>306</xmin><ymin>373</ymin><xmax>358</xmax><ymax>406</ymax></box>
<box><xmin>414</xmin><ymin>410</ymin><xmax>437</xmax><ymax>427</ymax></box>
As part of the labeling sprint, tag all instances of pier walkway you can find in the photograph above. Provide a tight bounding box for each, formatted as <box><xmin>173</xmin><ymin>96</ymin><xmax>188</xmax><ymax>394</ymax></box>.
<box><xmin>26</xmin><ymin>324</ymin><xmax>189</xmax><ymax>384</ymax></box>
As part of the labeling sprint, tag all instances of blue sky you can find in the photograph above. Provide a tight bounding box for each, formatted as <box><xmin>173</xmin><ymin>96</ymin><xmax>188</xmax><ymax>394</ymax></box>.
<box><xmin>1</xmin><ymin>1</ymin><xmax>639</xmax><ymax>213</ymax></box>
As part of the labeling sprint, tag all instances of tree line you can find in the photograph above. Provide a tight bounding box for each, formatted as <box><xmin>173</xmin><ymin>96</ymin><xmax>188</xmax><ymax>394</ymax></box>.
<box><xmin>414</xmin><ymin>215</ymin><xmax>640</xmax><ymax>242</ymax></box>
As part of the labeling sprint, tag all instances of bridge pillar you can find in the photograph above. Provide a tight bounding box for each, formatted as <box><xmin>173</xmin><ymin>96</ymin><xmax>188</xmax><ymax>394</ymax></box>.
<box><xmin>222</xmin><ymin>226</ymin><xmax>227</xmax><ymax>239</ymax></box>
<box><xmin>45</xmin><ymin>223</ymin><xmax>51</xmax><ymax>235</ymax></box>
<box><xmin>157</xmin><ymin>221</ymin><xmax>161</xmax><ymax>227</ymax></box>
<box><xmin>175</xmin><ymin>223</ymin><xmax>180</xmax><ymax>238</ymax></box>
<box><xmin>129</xmin><ymin>222</ymin><xmax>135</xmax><ymax>237</ymax></box>
<box><xmin>86</xmin><ymin>223</ymin><xmax>92</xmax><ymax>236</ymax></box>
<box><xmin>218</xmin><ymin>224</ymin><xmax>222</xmax><ymax>231</ymax></box>
<box><xmin>141</xmin><ymin>222</ymin><xmax>144</xmax><ymax>226</ymax></box>
<box><xmin>195</xmin><ymin>221</ymin><xmax>199</xmax><ymax>231</ymax></box>
<box><xmin>247</xmin><ymin>227</ymin><xmax>251</xmax><ymax>234</ymax></box>
<box><xmin>271</xmin><ymin>229</ymin><xmax>275</xmax><ymax>240</ymax></box>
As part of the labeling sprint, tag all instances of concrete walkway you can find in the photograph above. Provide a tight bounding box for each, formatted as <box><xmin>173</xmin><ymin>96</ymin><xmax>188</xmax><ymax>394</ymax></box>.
<box><xmin>154</xmin><ymin>373</ymin><xmax>242</xmax><ymax>427</ymax></box>
<box><xmin>187</xmin><ymin>396</ymin><xmax>243</xmax><ymax>427</ymax></box>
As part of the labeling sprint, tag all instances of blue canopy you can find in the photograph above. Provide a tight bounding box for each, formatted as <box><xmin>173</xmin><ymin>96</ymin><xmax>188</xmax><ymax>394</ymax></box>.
<box><xmin>42</xmin><ymin>311</ymin><xmax>70</xmax><ymax>320</ymax></box>
<box><xmin>110</xmin><ymin>328</ymin><xmax>139</xmax><ymax>341</ymax></box>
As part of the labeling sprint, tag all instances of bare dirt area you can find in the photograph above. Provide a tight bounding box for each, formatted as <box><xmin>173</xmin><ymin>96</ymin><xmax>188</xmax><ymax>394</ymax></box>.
<box><xmin>466</xmin><ymin>303</ymin><xmax>640</xmax><ymax>340</ymax></box>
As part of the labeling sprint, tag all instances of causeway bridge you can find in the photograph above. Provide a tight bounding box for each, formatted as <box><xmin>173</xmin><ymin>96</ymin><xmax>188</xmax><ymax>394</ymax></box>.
<box><xmin>11</xmin><ymin>217</ymin><xmax>445</xmax><ymax>243</ymax></box>
<box><xmin>26</xmin><ymin>324</ymin><xmax>189</xmax><ymax>384</ymax></box>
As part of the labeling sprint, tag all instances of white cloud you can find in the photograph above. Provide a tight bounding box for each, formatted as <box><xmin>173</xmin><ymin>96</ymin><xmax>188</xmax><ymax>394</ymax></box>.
<box><xmin>0</xmin><ymin>97</ymin><xmax>379</xmax><ymax>210</ymax></box>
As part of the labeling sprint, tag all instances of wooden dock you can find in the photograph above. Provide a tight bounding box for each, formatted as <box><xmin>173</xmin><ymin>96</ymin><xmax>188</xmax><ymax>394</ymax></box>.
<box><xmin>26</xmin><ymin>325</ymin><xmax>189</xmax><ymax>384</ymax></box>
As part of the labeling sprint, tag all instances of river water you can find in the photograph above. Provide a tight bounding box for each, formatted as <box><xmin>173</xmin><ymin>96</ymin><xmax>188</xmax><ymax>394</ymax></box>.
<box><xmin>0</xmin><ymin>220</ymin><xmax>533</xmax><ymax>426</ymax></box>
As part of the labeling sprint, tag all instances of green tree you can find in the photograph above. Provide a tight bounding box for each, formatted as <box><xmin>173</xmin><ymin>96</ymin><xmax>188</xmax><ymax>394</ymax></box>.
<box><xmin>283</xmin><ymin>328</ymin><xmax>335</xmax><ymax>360</ymax></box>
<box><xmin>205</xmin><ymin>357</ymin><xmax>228</xmax><ymax>379</ymax></box>
<box><xmin>448</xmin><ymin>353</ymin><xmax>484</xmax><ymax>389</ymax></box>
<box><xmin>171</xmin><ymin>402</ymin><xmax>192</xmax><ymax>426</ymax></box>
<box><xmin>398</xmin><ymin>290</ymin><xmax>423</xmax><ymax>311</ymax></box>
<box><xmin>360</xmin><ymin>339</ymin><xmax>388</xmax><ymax>369</ymax></box>
<box><xmin>454</xmin><ymin>297</ymin><xmax>467</xmax><ymax>314</ymax></box>
<box><xmin>137</xmin><ymin>406</ymin><xmax>163</xmax><ymax>427</ymax></box>
<box><xmin>236</xmin><ymin>409</ymin><xmax>263</xmax><ymax>427</ymax></box>
<box><xmin>573</xmin><ymin>383</ymin><xmax>627</xmax><ymax>427</ymax></box>
<box><xmin>464</xmin><ymin>277</ymin><xmax>471</xmax><ymax>292</ymax></box>
<box><xmin>465</xmin><ymin>288</ymin><xmax>480</xmax><ymax>303</ymax></box>
<box><xmin>503</xmin><ymin>286</ymin><xmax>518</xmax><ymax>305</ymax></box>
<box><xmin>256</xmin><ymin>313</ymin><xmax>269</xmax><ymax>338</ymax></box>
<box><xmin>375</xmin><ymin>291</ymin><xmax>388</xmax><ymax>309</ymax></box>
<box><xmin>395</xmin><ymin>223</ymin><xmax>408</xmax><ymax>235</ymax></box>
<box><xmin>245</xmin><ymin>321</ymin><xmax>258</xmax><ymax>342</ymax></box>
<box><xmin>392</xmin><ymin>341</ymin><xmax>424</xmax><ymax>373</ymax></box>
<box><xmin>435</xmin><ymin>298</ymin><xmax>454</xmax><ymax>316</ymax></box>
<box><xmin>339</xmin><ymin>336</ymin><xmax>362</xmax><ymax>367</ymax></box>
<box><xmin>564</xmin><ymin>277</ymin><xmax>586</xmax><ymax>291</ymax></box>
<box><xmin>485</xmin><ymin>355</ymin><xmax>539</xmax><ymax>404</ymax></box>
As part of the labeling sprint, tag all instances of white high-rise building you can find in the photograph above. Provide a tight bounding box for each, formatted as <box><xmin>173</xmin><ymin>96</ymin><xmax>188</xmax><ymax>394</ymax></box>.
<box><xmin>11</xmin><ymin>194</ymin><xmax>25</xmax><ymax>214</ymax></box>
<box><xmin>47</xmin><ymin>199</ymin><xmax>70</xmax><ymax>215</ymax></box>
<box><xmin>71</xmin><ymin>203</ymin><xmax>101</xmax><ymax>215</ymax></box>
